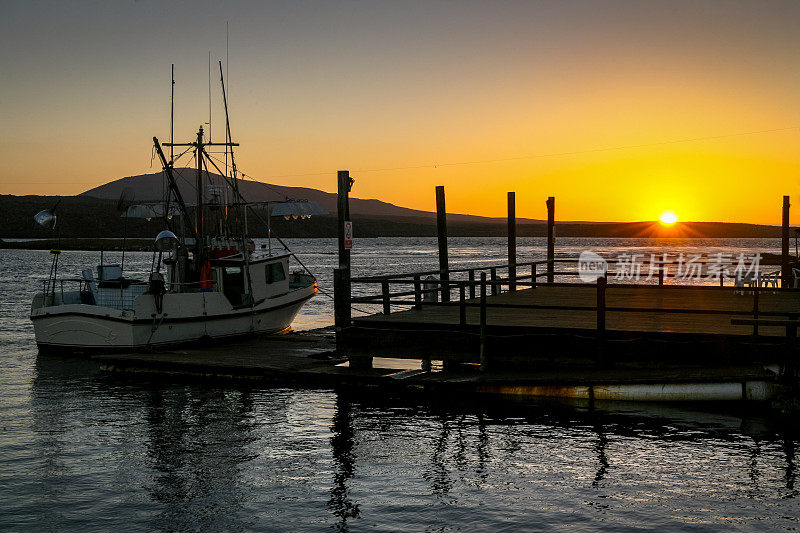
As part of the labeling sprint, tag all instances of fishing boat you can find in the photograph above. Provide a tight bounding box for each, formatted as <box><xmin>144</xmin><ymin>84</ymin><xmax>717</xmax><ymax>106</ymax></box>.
<box><xmin>30</xmin><ymin>66</ymin><xmax>318</xmax><ymax>352</ymax></box>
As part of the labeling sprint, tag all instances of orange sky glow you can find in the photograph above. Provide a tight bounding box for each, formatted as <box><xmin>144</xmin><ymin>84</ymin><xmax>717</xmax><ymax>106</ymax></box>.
<box><xmin>2</xmin><ymin>1</ymin><xmax>800</xmax><ymax>224</ymax></box>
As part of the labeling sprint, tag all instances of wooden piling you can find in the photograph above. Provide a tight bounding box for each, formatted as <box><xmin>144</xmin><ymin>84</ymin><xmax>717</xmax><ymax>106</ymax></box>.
<box><xmin>490</xmin><ymin>267</ymin><xmax>498</xmax><ymax>295</ymax></box>
<box><xmin>459</xmin><ymin>284</ymin><xmax>466</xmax><ymax>326</ymax></box>
<box><xmin>546</xmin><ymin>196</ymin><xmax>555</xmax><ymax>283</ymax></box>
<box><xmin>468</xmin><ymin>269</ymin><xmax>475</xmax><ymax>299</ymax></box>
<box><xmin>333</xmin><ymin>267</ymin><xmax>351</xmax><ymax>334</ymax></box>
<box><xmin>436</xmin><ymin>185</ymin><xmax>450</xmax><ymax>302</ymax></box>
<box><xmin>480</xmin><ymin>272</ymin><xmax>487</xmax><ymax>372</ymax></box>
<box><xmin>782</xmin><ymin>195</ymin><xmax>790</xmax><ymax>288</ymax></box>
<box><xmin>753</xmin><ymin>287</ymin><xmax>760</xmax><ymax>336</ymax></box>
<box><xmin>336</xmin><ymin>170</ymin><xmax>371</xmax><ymax>369</ymax></box>
<box><xmin>334</xmin><ymin>170</ymin><xmax>352</xmax><ymax>336</ymax></box>
<box><xmin>337</xmin><ymin>170</ymin><xmax>352</xmax><ymax>269</ymax></box>
<box><xmin>785</xmin><ymin>314</ymin><xmax>797</xmax><ymax>386</ymax></box>
<box><xmin>415</xmin><ymin>274</ymin><xmax>430</xmax><ymax>370</ymax></box>
<box><xmin>381</xmin><ymin>280</ymin><xmax>390</xmax><ymax>315</ymax></box>
<box><xmin>596</xmin><ymin>275</ymin><xmax>606</xmax><ymax>332</ymax></box>
<box><xmin>508</xmin><ymin>192</ymin><xmax>516</xmax><ymax>291</ymax></box>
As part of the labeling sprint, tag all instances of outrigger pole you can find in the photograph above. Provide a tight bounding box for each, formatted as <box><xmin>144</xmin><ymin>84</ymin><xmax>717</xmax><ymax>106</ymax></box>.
<box><xmin>152</xmin><ymin>138</ymin><xmax>199</xmax><ymax>245</ymax></box>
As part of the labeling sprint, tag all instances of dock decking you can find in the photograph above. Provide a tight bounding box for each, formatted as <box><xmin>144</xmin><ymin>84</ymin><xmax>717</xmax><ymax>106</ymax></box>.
<box><xmin>343</xmin><ymin>283</ymin><xmax>800</xmax><ymax>366</ymax></box>
<box><xmin>91</xmin><ymin>329</ymin><xmax>781</xmax><ymax>402</ymax></box>
<box><xmin>355</xmin><ymin>285</ymin><xmax>797</xmax><ymax>337</ymax></box>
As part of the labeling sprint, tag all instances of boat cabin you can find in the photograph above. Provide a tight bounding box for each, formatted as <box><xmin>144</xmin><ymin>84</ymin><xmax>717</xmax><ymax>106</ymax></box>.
<box><xmin>210</xmin><ymin>253</ymin><xmax>291</xmax><ymax>307</ymax></box>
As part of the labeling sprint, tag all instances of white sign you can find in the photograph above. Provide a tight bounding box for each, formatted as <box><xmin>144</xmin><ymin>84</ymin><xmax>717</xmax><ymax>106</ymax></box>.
<box><xmin>344</xmin><ymin>221</ymin><xmax>353</xmax><ymax>249</ymax></box>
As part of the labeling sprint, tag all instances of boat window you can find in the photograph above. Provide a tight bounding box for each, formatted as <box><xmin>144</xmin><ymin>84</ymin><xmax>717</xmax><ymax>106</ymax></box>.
<box><xmin>266</xmin><ymin>262</ymin><xmax>286</xmax><ymax>284</ymax></box>
<box><xmin>222</xmin><ymin>266</ymin><xmax>245</xmax><ymax>306</ymax></box>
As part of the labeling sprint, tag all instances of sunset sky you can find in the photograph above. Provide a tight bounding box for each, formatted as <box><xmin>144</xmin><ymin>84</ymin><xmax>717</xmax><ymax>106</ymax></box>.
<box><xmin>3</xmin><ymin>1</ymin><xmax>800</xmax><ymax>223</ymax></box>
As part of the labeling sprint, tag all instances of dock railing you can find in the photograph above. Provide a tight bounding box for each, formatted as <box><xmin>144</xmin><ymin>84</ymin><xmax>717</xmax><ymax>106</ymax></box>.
<box><xmin>342</xmin><ymin>258</ymin><xmax>800</xmax><ymax>377</ymax></box>
<box><xmin>348</xmin><ymin>257</ymin><xmax>800</xmax><ymax>336</ymax></box>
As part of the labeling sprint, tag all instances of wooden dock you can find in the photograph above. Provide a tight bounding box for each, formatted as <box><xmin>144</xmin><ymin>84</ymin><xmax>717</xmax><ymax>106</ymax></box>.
<box><xmin>355</xmin><ymin>285</ymin><xmax>797</xmax><ymax>337</ymax></box>
<box><xmin>340</xmin><ymin>278</ymin><xmax>800</xmax><ymax>368</ymax></box>
<box><xmin>92</xmin><ymin>328</ymin><xmax>782</xmax><ymax>402</ymax></box>
<box><xmin>92</xmin><ymin>329</ymin><xmax>379</xmax><ymax>384</ymax></box>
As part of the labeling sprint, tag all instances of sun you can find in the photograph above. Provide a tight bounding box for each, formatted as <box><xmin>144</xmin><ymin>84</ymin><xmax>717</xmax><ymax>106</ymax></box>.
<box><xmin>659</xmin><ymin>211</ymin><xmax>678</xmax><ymax>225</ymax></box>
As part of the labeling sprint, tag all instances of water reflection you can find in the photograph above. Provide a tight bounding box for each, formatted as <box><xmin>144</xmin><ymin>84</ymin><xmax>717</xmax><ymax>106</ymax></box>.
<box><xmin>143</xmin><ymin>388</ymin><xmax>257</xmax><ymax>531</ymax></box>
<box><xmin>18</xmin><ymin>358</ymin><xmax>800</xmax><ymax>531</ymax></box>
<box><xmin>784</xmin><ymin>437</ymin><xmax>796</xmax><ymax>496</ymax></box>
<box><xmin>592</xmin><ymin>422</ymin><xmax>609</xmax><ymax>487</ymax></box>
<box><xmin>426</xmin><ymin>414</ymin><xmax>453</xmax><ymax>497</ymax></box>
<box><xmin>328</xmin><ymin>393</ymin><xmax>360</xmax><ymax>531</ymax></box>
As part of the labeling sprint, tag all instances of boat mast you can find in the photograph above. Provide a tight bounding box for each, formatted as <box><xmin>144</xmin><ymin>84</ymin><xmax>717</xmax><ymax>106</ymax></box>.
<box><xmin>196</xmin><ymin>126</ymin><xmax>205</xmax><ymax>258</ymax></box>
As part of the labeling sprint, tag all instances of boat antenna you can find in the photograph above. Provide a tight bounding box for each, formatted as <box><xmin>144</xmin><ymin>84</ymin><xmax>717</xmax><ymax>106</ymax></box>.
<box><xmin>208</xmin><ymin>51</ymin><xmax>212</xmax><ymax>142</ymax></box>
<box><xmin>218</xmin><ymin>61</ymin><xmax>238</xmax><ymax>197</ymax></box>
<box><xmin>116</xmin><ymin>188</ymin><xmax>134</xmax><ymax>276</ymax></box>
<box><xmin>224</xmin><ymin>22</ymin><xmax>229</xmax><ymax>179</ymax></box>
<box><xmin>170</xmin><ymin>64</ymin><xmax>174</xmax><ymax>162</ymax></box>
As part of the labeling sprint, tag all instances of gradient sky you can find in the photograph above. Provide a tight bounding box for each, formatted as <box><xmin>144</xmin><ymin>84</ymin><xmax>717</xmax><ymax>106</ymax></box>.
<box><xmin>3</xmin><ymin>0</ymin><xmax>800</xmax><ymax>223</ymax></box>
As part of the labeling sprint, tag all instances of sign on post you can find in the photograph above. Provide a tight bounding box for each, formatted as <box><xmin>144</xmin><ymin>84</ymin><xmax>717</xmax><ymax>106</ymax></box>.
<box><xmin>344</xmin><ymin>221</ymin><xmax>353</xmax><ymax>249</ymax></box>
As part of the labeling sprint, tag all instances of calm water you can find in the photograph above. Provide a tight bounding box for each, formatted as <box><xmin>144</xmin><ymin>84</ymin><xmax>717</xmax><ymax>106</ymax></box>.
<box><xmin>1</xmin><ymin>237</ymin><xmax>798</xmax><ymax>531</ymax></box>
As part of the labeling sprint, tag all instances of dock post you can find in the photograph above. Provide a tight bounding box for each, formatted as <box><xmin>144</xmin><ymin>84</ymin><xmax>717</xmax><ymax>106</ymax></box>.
<box><xmin>468</xmin><ymin>269</ymin><xmax>475</xmax><ymax>299</ymax></box>
<box><xmin>337</xmin><ymin>170</ymin><xmax>352</xmax><ymax>269</ymax></box>
<box><xmin>459</xmin><ymin>284</ymin><xmax>466</xmax><ymax>326</ymax></box>
<box><xmin>782</xmin><ymin>195</ymin><xmax>791</xmax><ymax>288</ymax></box>
<box><xmin>490</xmin><ymin>267</ymin><xmax>498</xmax><ymax>295</ymax></box>
<box><xmin>436</xmin><ymin>185</ymin><xmax>450</xmax><ymax>302</ymax></box>
<box><xmin>381</xmin><ymin>280</ymin><xmax>390</xmax><ymax>315</ymax></box>
<box><xmin>333</xmin><ymin>267</ymin><xmax>351</xmax><ymax>336</ymax></box>
<box><xmin>546</xmin><ymin>196</ymin><xmax>555</xmax><ymax>283</ymax></box>
<box><xmin>753</xmin><ymin>287</ymin><xmax>760</xmax><ymax>336</ymax></box>
<box><xmin>785</xmin><ymin>314</ymin><xmax>798</xmax><ymax>386</ymax></box>
<box><xmin>596</xmin><ymin>275</ymin><xmax>607</xmax><ymax>366</ymax></box>
<box><xmin>596</xmin><ymin>276</ymin><xmax>606</xmax><ymax>332</ymax></box>
<box><xmin>531</xmin><ymin>263</ymin><xmax>537</xmax><ymax>288</ymax></box>
<box><xmin>658</xmin><ymin>265</ymin><xmax>664</xmax><ymax>286</ymax></box>
<box><xmin>336</xmin><ymin>170</ymin><xmax>371</xmax><ymax>369</ymax></box>
<box><xmin>480</xmin><ymin>272</ymin><xmax>487</xmax><ymax>372</ymax></box>
<box><xmin>335</xmin><ymin>169</ymin><xmax>352</xmax><ymax>335</ymax></box>
<box><xmin>416</xmin><ymin>274</ymin><xmax>430</xmax><ymax>371</ymax></box>
<box><xmin>508</xmin><ymin>192</ymin><xmax>516</xmax><ymax>291</ymax></box>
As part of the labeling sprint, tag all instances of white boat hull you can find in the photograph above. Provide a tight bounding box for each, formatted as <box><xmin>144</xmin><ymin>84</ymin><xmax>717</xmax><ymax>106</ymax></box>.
<box><xmin>31</xmin><ymin>285</ymin><xmax>316</xmax><ymax>352</ymax></box>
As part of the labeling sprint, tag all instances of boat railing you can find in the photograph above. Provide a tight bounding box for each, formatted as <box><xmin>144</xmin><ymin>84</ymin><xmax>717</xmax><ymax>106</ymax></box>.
<box><xmin>34</xmin><ymin>278</ymin><xmax>96</xmax><ymax>308</ymax></box>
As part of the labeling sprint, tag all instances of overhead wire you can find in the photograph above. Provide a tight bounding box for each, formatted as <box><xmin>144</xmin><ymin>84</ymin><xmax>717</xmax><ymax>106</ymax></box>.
<box><xmin>10</xmin><ymin>124</ymin><xmax>798</xmax><ymax>186</ymax></box>
<box><xmin>220</xmin><ymin>125</ymin><xmax>800</xmax><ymax>183</ymax></box>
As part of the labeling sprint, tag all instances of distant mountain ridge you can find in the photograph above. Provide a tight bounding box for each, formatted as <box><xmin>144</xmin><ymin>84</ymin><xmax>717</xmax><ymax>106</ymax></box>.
<box><xmin>79</xmin><ymin>170</ymin><xmax>544</xmax><ymax>224</ymax></box>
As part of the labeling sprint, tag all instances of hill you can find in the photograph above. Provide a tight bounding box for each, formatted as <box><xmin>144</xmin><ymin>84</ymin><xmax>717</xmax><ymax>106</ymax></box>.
<box><xmin>0</xmin><ymin>193</ymin><xmax>791</xmax><ymax>244</ymax></box>
<box><xmin>79</xmin><ymin>170</ymin><xmax>543</xmax><ymax>224</ymax></box>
